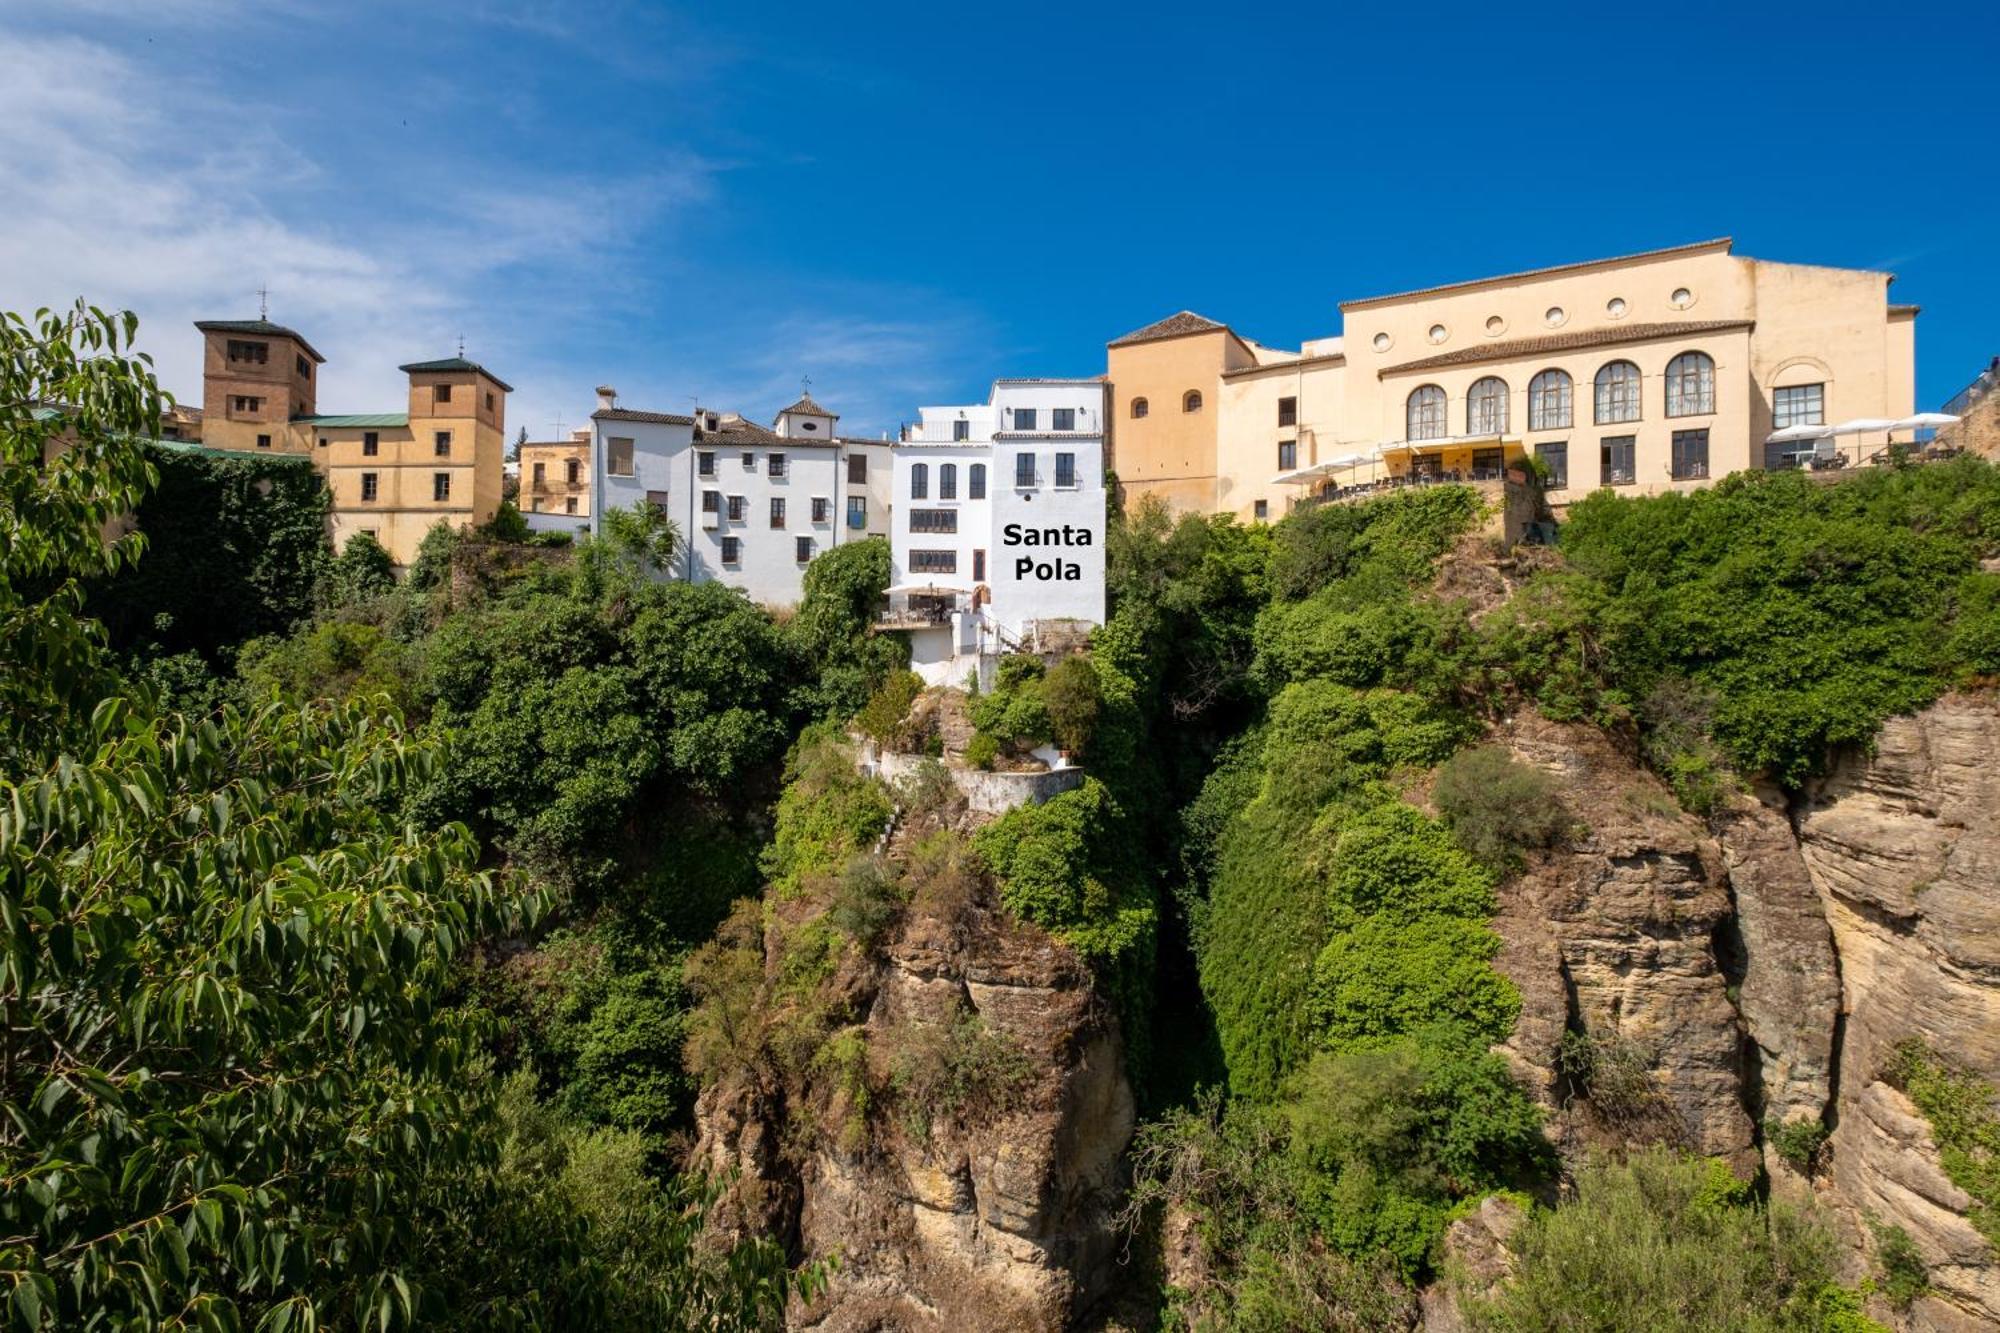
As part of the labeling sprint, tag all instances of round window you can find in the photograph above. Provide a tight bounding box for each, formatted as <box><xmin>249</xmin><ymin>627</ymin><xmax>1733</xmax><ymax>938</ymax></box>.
<box><xmin>1606</xmin><ymin>297</ymin><xmax>1628</xmax><ymax>319</ymax></box>
<box><xmin>1671</xmin><ymin>287</ymin><xmax>1694</xmax><ymax>309</ymax></box>
<box><xmin>1372</xmin><ymin>332</ymin><xmax>1392</xmax><ymax>353</ymax></box>
<box><xmin>1485</xmin><ymin>315</ymin><xmax>1506</xmax><ymax>336</ymax></box>
<box><xmin>1545</xmin><ymin>306</ymin><xmax>1566</xmax><ymax>328</ymax></box>
<box><xmin>1427</xmin><ymin>324</ymin><xmax>1448</xmax><ymax>344</ymax></box>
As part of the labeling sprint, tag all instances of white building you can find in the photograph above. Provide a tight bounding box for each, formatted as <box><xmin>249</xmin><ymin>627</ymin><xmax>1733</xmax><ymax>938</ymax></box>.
<box><xmin>588</xmin><ymin>387</ymin><xmax>892</xmax><ymax>606</ymax></box>
<box><xmin>889</xmin><ymin>378</ymin><xmax>1107</xmax><ymax>685</ymax></box>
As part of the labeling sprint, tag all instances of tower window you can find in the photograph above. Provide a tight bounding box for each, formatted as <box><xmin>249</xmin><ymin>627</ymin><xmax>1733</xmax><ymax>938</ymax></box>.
<box><xmin>435</xmin><ymin>383</ymin><xmax>452</xmax><ymax>403</ymax></box>
<box><xmin>433</xmin><ymin>472</ymin><xmax>452</xmax><ymax>502</ymax></box>
<box><xmin>434</xmin><ymin>431</ymin><xmax>451</xmax><ymax>456</ymax></box>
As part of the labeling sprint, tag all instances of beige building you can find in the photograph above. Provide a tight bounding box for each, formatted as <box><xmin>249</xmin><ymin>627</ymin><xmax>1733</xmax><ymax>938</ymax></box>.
<box><xmin>519</xmin><ymin>429</ymin><xmax>592</xmax><ymax>520</ymax></box>
<box><xmin>1108</xmin><ymin>238</ymin><xmax>1919</xmax><ymax>520</ymax></box>
<box><xmin>188</xmin><ymin>318</ymin><xmax>510</xmax><ymax>565</ymax></box>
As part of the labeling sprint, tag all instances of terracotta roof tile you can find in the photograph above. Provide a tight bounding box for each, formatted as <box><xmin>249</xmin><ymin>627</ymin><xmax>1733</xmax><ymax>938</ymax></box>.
<box><xmin>593</xmin><ymin>407</ymin><xmax>694</xmax><ymax>425</ymax></box>
<box><xmin>1107</xmin><ymin>310</ymin><xmax>1229</xmax><ymax>348</ymax></box>
<box><xmin>1380</xmin><ymin>320</ymin><xmax>1754</xmax><ymax>377</ymax></box>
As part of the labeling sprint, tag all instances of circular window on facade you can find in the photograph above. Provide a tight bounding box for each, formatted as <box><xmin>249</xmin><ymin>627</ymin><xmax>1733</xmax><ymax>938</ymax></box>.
<box><xmin>1373</xmin><ymin>332</ymin><xmax>1392</xmax><ymax>353</ymax></box>
<box><xmin>1545</xmin><ymin>306</ymin><xmax>1566</xmax><ymax>327</ymax></box>
<box><xmin>1671</xmin><ymin>287</ymin><xmax>1694</xmax><ymax>309</ymax></box>
<box><xmin>1485</xmin><ymin>315</ymin><xmax>1506</xmax><ymax>336</ymax></box>
<box><xmin>1606</xmin><ymin>297</ymin><xmax>1628</xmax><ymax>319</ymax></box>
<box><xmin>1427</xmin><ymin>323</ymin><xmax>1448</xmax><ymax>344</ymax></box>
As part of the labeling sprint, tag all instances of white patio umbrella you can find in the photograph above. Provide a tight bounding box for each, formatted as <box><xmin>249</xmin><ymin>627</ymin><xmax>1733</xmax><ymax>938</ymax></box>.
<box><xmin>1885</xmin><ymin>412</ymin><xmax>1961</xmax><ymax>432</ymax></box>
<box><xmin>1764</xmin><ymin>424</ymin><xmax>1834</xmax><ymax>444</ymax></box>
<box><xmin>1827</xmin><ymin>418</ymin><xmax>1901</xmax><ymax>436</ymax></box>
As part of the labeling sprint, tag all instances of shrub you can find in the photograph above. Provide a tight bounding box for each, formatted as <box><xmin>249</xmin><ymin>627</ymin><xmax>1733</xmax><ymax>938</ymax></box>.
<box><xmin>1768</xmin><ymin>1116</ymin><xmax>1831</xmax><ymax>1175</ymax></box>
<box><xmin>1873</xmin><ymin>1222</ymin><xmax>1928</xmax><ymax>1310</ymax></box>
<box><xmin>481</xmin><ymin>499</ymin><xmax>532</xmax><ymax>544</ymax></box>
<box><xmin>855</xmin><ymin>669</ymin><xmax>923</xmax><ymax>745</ymax></box>
<box><xmin>888</xmin><ymin>1012</ymin><xmax>1032</xmax><ymax>1141</ymax></box>
<box><xmin>1558</xmin><ymin>1030</ymin><xmax>1664</xmax><ymax>1130</ymax></box>
<box><xmin>1883</xmin><ymin>1039</ymin><xmax>2000</xmax><ymax>1248</ymax></box>
<box><xmin>1464</xmin><ymin>1149</ymin><xmax>1882</xmax><ymax>1332</ymax></box>
<box><xmin>825</xmin><ymin>855</ymin><xmax>904</xmax><ymax>946</ymax></box>
<box><xmin>1041</xmin><ymin>654</ymin><xmax>1103</xmax><ymax>754</ymax></box>
<box><xmin>1431</xmin><ymin>745</ymin><xmax>1569</xmax><ymax>872</ymax></box>
<box><xmin>761</xmin><ymin>728</ymin><xmax>894</xmax><ymax>895</ymax></box>
<box><xmin>963</xmin><ymin>731</ymin><xmax>999</xmax><ymax>770</ymax></box>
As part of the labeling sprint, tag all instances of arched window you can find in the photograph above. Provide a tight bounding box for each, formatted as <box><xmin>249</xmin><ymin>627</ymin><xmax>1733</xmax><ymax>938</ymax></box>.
<box><xmin>1131</xmin><ymin>397</ymin><xmax>1149</xmax><ymax>419</ymax></box>
<box><xmin>1467</xmin><ymin>376</ymin><xmax>1509</xmax><ymax>435</ymax></box>
<box><xmin>1665</xmin><ymin>350</ymin><xmax>1715</xmax><ymax>417</ymax></box>
<box><xmin>939</xmin><ymin>462</ymin><xmax>957</xmax><ymax>499</ymax></box>
<box><xmin>1406</xmin><ymin>384</ymin><xmax>1447</xmax><ymax>441</ymax></box>
<box><xmin>910</xmin><ymin>462</ymin><xmax>927</xmax><ymax>500</ymax></box>
<box><xmin>1183</xmin><ymin>390</ymin><xmax>1203</xmax><ymax>413</ymax></box>
<box><xmin>1528</xmin><ymin>369</ymin><xmax>1573</xmax><ymax>431</ymax></box>
<box><xmin>1594</xmin><ymin>360</ymin><xmax>1642</xmax><ymax>425</ymax></box>
<box><xmin>969</xmin><ymin>463</ymin><xmax>987</xmax><ymax>500</ymax></box>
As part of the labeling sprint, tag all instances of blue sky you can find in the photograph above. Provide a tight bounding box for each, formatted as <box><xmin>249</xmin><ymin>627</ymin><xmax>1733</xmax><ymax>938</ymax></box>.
<box><xmin>3</xmin><ymin>0</ymin><xmax>1995</xmax><ymax>441</ymax></box>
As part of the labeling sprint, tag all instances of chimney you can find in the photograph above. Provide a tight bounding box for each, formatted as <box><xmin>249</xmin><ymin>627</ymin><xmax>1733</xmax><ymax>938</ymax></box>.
<box><xmin>596</xmin><ymin>384</ymin><xmax>617</xmax><ymax>411</ymax></box>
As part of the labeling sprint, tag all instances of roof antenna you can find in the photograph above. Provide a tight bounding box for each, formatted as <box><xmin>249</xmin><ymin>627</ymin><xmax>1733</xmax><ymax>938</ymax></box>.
<box><xmin>257</xmin><ymin>286</ymin><xmax>269</xmax><ymax>320</ymax></box>
<box><xmin>457</xmin><ymin>331</ymin><xmax>466</xmax><ymax>357</ymax></box>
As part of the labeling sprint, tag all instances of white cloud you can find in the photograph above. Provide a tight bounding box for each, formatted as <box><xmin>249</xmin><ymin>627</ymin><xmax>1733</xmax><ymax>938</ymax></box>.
<box><xmin>0</xmin><ymin>22</ymin><xmax>707</xmax><ymax>443</ymax></box>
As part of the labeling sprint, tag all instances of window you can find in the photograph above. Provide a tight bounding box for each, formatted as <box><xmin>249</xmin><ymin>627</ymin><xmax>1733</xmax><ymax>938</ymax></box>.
<box><xmin>256</xmin><ymin>434</ymin><xmax>271</xmax><ymax>449</ymax></box>
<box><xmin>1600</xmin><ymin>436</ymin><xmax>1636</xmax><ymax>485</ymax></box>
<box><xmin>812</xmin><ymin>497</ymin><xmax>830</xmax><ymax>523</ymax></box>
<box><xmin>1131</xmin><ymin>397</ymin><xmax>1149</xmax><ymax>418</ymax></box>
<box><xmin>318</xmin><ymin>438</ymin><xmax>327</xmax><ymax>449</ymax></box>
<box><xmin>1764</xmin><ymin>442</ymin><xmax>1803</xmax><ymax>471</ymax></box>
<box><xmin>565</xmin><ymin>497</ymin><xmax>578</xmax><ymax>514</ymax></box>
<box><xmin>1467</xmin><ymin>376</ymin><xmax>1509</xmax><ymax>435</ymax></box>
<box><xmin>796</xmin><ymin>536</ymin><xmax>813</xmax><ymax>563</ymax></box>
<box><xmin>1278</xmin><ymin>396</ymin><xmax>1298</xmax><ymax>427</ymax></box>
<box><xmin>847</xmin><ymin>495</ymin><xmax>867</xmax><ymax>529</ymax></box>
<box><xmin>800</xmin><ymin>421</ymin><xmax>819</xmax><ymax>433</ymax></box>
<box><xmin>969</xmin><ymin>463</ymin><xmax>986</xmax><ymax>500</ymax></box>
<box><xmin>297</xmin><ymin>354</ymin><xmax>311</xmax><ymax>378</ymax></box>
<box><xmin>940</xmin><ymin>463</ymin><xmax>957</xmax><ymax>499</ymax></box>
<box><xmin>973</xmin><ymin>549</ymin><xmax>986</xmax><ymax>582</ymax></box>
<box><xmin>1594</xmin><ymin>361</ymin><xmax>1642</xmax><ymax>424</ymax></box>
<box><xmin>1052</xmin><ymin>407</ymin><xmax>1076</xmax><ymax>432</ymax></box>
<box><xmin>722</xmin><ymin>536</ymin><xmax>741</xmax><ymax>564</ymax></box>
<box><xmin>1054</xmin><ymin>452</ymin><xmax>1076</xmax><ymax>488</ymax></box>
<box><xmin>698</xmin><ymin>451</ymin><xmax>716</xmax><ymax>477</ymax></box>
<box><xmin>769</xmin><ymin>496</ymin><xmax>786</xmax><ymax>527</ymax></box>
<box><xmin>608</xmin><ymin>437</ymin><xmax>634</xmax><ymax>476</ymax></box>
<box><xmin>485</xmin><ymin>391</ymin><xmax>495</xmax><ymax>411</ymax></box>
<box><xmin>768</xmin><ymin>452</ymin><xmax>786</xmax><ymax>478</ymax></box>
<box><xmin>533</xmin><ymin>462</ymin><xmax>546</xmax><ymax>486</ymax></box>
<box><xmin>529</xmin><ymin>498</ymin><xmax>543</xmax><ymax>512</ymax></box>
<box><xmin>226</xmin><ymin>339</ymin><xmax>268</xmax><ymax>364</ymax></box>
<box><xmin>1774</xmin><ymin>383</ymin><xmax>1825</xmax><ymax>429</ymax></box>
<box><xmin>1254</xmin><ymin>499</ymin><xmax>1269</xmax><ymax>520</ymax></box>
<box><xmin>433</xmin><ymin>472</ymin><xmax>452</xmax><ymax>502</ymax></box>
<box><xmin>566</xmin><ymin>458</ymin><xmax>581</xmax><ymax>485</ymax></box>
<box><xmin>1407</xmin><ymin>384</ymin><xmax>1447</xmax><ymax>441</ymax></box>
<box><xmin>363</xmin><ymin>431</ymin><xmax>379</xmax><ymax>456</ymax></box>
<box><xmin>910</xmin><ymin>462</ymin><xmax>928</xmax><ymax>499</ymax></box>
<box><xmin>1182</xmin><ymin>390</ymin><xmax>1203</xmax><ymax>413</ymax></box>
<box><xmin>953</xmin><ymin>419</ymin><xmax>970</xmax><ymax>441</ymax></box>
<box><xmin>741</xmin><ymin>452</ymin><xmax>755</xmax><ymax>469</ymax></box>
<box><xmin>1528</xmin><ymin>369</ymin><xmax>1573</xmax><ymax>431</ymax></box>
<box><xmin>701</xmin><ymin>490</ymin><xmax>719</xmax><ymax>512</ymax></box>
<box><xmin>726</xmin><ymin>495</ymin><xmax>746</xmax><ymax>521</ymax></box>
<box><xmin>847</xmin><ymin>454</ymin><xmax>867</xmax><ymax>483</ymax></box>
<box><xmin>1014</xmin><ymin>407</ymin><xmax>1038</xmax><ymax>431</ymax></box>
<box><xmin>1536</xmin><ymin>441</ymin><xmax>1568</xmax><ymax>489</ymax></box>
<box><xmin>910</xmin><ymin>509</ymin><xmax>958</xmax><ymax>533</ymax></box>
<box><xmin>1278</xmin><ymin>440</ymin><xmax>1297</xmax><ymax>470</ymax></box>
<box><xmin>910</xmin><ymin>549</ymin><xmax>957</xmax><ymax>574</ymax></box>
<box><xmin>434</xmin><ymin>430</ymin><xmax>451</xmax><ymax>457</ymax></box>
<box><xmin>645</xmin><ymin>490</ymin><xmax>670</xmax><ymax>511</ymax></box>
<box><xmin>230</xmin><ymin>395</ymin><xmax>262</xmax><ymax>415</ymax></box>
<box><xmin>435</xmin><ymin>383</ymin><xmax>452</xmax><ymax>403</ymax></box>
<box><xmin>1015</xmin><ymin>452</ymin><xmax>1036</xmax><ymax>488</ymax></box>
<box><xmin>1665</xmin><ymin>351</ymin><xmax>1714</xmax><ymax>417</ymax></box>
<box><xmin>361</xmin><ymin>472</ymin><xmax>379</xmax><ymax>502</ymax></box>
<box><xmin>1671</xmin><ymin>429</ymin><xmax>1710</xmax><ymax>480</ymax></box>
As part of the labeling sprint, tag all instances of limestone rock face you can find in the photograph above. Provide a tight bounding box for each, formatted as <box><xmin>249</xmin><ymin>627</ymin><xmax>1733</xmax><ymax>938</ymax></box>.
<box><xmin>1795</xmin><ymin>695</ymin><xmax>2000</xmax><ymax>1331</ymax></box>
<box><xmin>692</xmin><ymin>878</ymin><xmax>1134</xmax><ymax>1333</ymax></box>
<box><xmin>1421</xmin><ymin>1196</ymin><xmax>1526</xmax><ymax>1332</ymax></box>
<box><xmin>1488</xmin><ymin>712</ymin><xmax>1757</xmax><ymax>1172</ymax></box>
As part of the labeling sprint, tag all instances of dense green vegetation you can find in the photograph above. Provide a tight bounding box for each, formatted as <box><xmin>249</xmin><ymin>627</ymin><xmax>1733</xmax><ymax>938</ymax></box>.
<box><xmin>1887</xmin><ymin>1040</ymin><xmax>2000</xmax><ymax>1249</ymax></box>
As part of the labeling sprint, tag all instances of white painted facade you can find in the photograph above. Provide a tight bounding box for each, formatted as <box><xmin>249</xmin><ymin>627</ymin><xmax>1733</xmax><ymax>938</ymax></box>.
<box><xmin>890</xmin><ymin>379</ymin><xmax>1107</xmax><ymax>685</ymax></box>
<box><xmin>589</xmin><ymin>389</ymin><xmax>890</xmax><ymax>607</ymax></box>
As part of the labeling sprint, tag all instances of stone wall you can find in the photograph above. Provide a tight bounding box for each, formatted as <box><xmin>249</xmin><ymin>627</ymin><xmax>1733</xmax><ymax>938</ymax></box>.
<box><xmin>858</xmin><ymin>741</ymin><xmax>1086</xmax><ymax>816</ymax></box>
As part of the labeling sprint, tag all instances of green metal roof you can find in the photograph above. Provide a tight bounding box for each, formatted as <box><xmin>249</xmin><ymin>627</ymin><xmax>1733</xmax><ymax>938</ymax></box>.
<box><xmin>397</xmin><ymin>357</ymin><xmax>514</xmax><ymax>392</ymax></box>
<box><xmin>193</xmin><ymin>319</ymin><xmax>326</xmax><ymax>363</ymax></box>
<box><xmin>147</xmin><ymin>437</ymin><xmax>314</xmax><ymax>464</ymax></box>
<box><xmin>296</xmin><ymin>413</ymin><xmax>409</xmax><ymax>428</ymax></box>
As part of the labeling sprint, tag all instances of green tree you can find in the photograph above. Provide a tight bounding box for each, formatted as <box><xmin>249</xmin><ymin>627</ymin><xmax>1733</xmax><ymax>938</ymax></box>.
<box><xmin>596</xmin><ymin>500</ymin><xmax>678</xmax><ymax>576</ymax></box>
<box><xmin>319</xmin><ymin>530</ymin><xmax>396</xmax><ymax>608</ymax></box>
<box><xmin>0</xmin><ymin>303</ymin><xmax>162</xmax><ymax>766</ymax></box>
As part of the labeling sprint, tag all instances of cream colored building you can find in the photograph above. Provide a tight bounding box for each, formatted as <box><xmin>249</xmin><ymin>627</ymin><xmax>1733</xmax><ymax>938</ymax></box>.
<box><xmin>188</xmin><ymin>318</ymin><xmax>510</xmax><ymax>565</ymax></box>
<box><xmin>520</xmin><ymin>429</ymin><xmax>592</xmax><ymax>522</ymax></box>
<box><xmin>1108</xmin><ymin>239</ymin><xmax>1919</xmax><ymax>520</ymax></box>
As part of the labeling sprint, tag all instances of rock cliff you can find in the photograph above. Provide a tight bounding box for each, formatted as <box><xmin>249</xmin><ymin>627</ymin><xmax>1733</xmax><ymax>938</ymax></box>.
<box><xmin>691</xmin><ymin>796</ymin><xmax>1134</xmax><ymax>1332</ymax></box>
